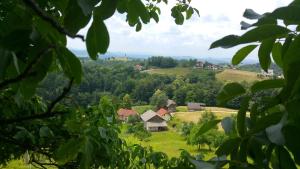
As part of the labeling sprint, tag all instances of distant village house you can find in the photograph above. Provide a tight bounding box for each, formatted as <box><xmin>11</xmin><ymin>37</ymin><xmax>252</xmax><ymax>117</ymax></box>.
<box><xmin>187</xmin><ymin>102</ymin><xmax>206</xmax><ymax>111</ymax></box>
<box><xmin>134</xmin><ymin>64</ymin><xmax>143</xmax><ymax>71</ymax></box>
<box><xmin>194</xmin><ymin>61</ymin><xmax>204</xmax><ymax>69</ymax></box>
<box><xmin>141</xmin><ymin>110</ymin><xmax>168</xmax><ymax>131</ymax></box>
<box><xmin>257</xmin><ymin>69</ymin><xmax>274</xmax><ymax>78</ymax></box>
<box><xmin>117</xmin><ymin>108</ymin><xmax>138</xmax><ymax>121</ymax></box>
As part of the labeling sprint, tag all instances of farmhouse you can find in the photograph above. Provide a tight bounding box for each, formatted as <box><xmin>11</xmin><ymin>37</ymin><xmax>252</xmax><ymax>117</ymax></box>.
<box><xmin>257</xmin><ymin>69</ymin><xmax>274</xmax><ymax>78</ymax></box>
<box><xmin>166</xmin><ymin>99</ymin><xmax>176</xmax><ymax>112</ymax></box>
<box><xmin>141</xmin><ymin>110</ymin><xmax>168</xmax><ymax>131</ymax></box>
<box><xmin>134</xmin><ymin>64</ymin><xmax>143</xmax><ymax>71</ymax></box>
<box><xmin>194</xmin><ymin>61</ymin><xmax>204</xmax><ymax>69</ymax></box>
<box><xmin>187</xmin><ymin>102</ymin><xmax>206</xmax><ymax>111</ymax></box>
<box><xmin>157</xmin><ymin>108</ymin><xmax>171</xmax><ymax>121</ymax></box>
<box><xmin>117</xmin><ymin>108</ymin><xmax>138</xmax><ymax>121</ymax></box>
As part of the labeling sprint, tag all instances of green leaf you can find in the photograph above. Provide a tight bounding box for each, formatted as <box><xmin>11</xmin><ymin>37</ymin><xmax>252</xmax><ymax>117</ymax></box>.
<box><xmin>282</xmin><ymin>125</ymin><xmax>300</xmax><ymax>164</ymax></box>
<box><xmin>86</xmin><ymin>20</ymin><xmax>110</xmax><ymax>60</ymax></box>
<box><xmin>249</xmin><ymin>111</ymin><xmax>283</xmax><ymax>135</ymax></box>
<box><xmin>251</xmin><ymin>79</ymin><xmax>285</xmax><ymax>93</ymax></box>
<box><xmin>0</xmin><ymin>48</ymin><xmax>11</xmax><ymax>80</ymax></box>
<box><xmin>221</xmin><ymin>117</ymin><xmax>234</xmax><ymax>135</ymax></box>
<box><xmin>217</xmin><ymin>83</ymin><xmax>246</xmax><ymax>105</ymax></box>
<box><xmin>77</xmin><ymin>0</ymin><xmax>99</xmax><ymax>16</ymax></box>
<box><xmin>258</xmin><ymin>38</ymin><xmax>275</xmax><ymax>71</ymax></box>
<box><xmin>275</xmin><ymin>146</ymin><xmax>297</xmax><ymax>169</ymax></box>
<box><xmin>210</xmin><ymin>35</ymin><xmax>240</xmax><ymax>49</ymax></box>
<box><xmin>57</xmin><ymin>47</ymin><xmax>83</xmax><ymax>83</ymax></box>
<box><xmin>171</xmin><ymin>6</ymin><xmax>184</xmax><ymax>25</ymax></box>
<box><xmin>243</xmin><ymin>9</ymin><xmax>262</xmax><ymax>20</ymax></box>
<box><xmin>64</xmin><ymin>0</ymin><xmax>91</xmax><ymax>35</ymax></box>
<box><xmin>231</xmin><ymin>45</ymin><xmax>257</xmax><ymax>65</ymax></box>
<box><xmin>240</xmin><ymin>21</ymin><xmax>252</xmax><ymax>30</ymax></box>
<box><xmin>283</xmin><ymin>35</ymin><xmax>300</xmax><ymax>96</ymax></box>
<box><xmin>272</xmin><ymin>42</ymin><xmax>283</xmax><ymax>68</ymax></box>
<box><xmin>270</xmin><ymin>6</ymin><xmax>300</xmax><ymax>24</ymax></box>
<box><xmin>237</xmin><ymin>96</ymin><xmax>250</xmax><ymax>137</ymax></box>
<box><xmin>216</xmin><ymin>138</ymin><xmax>241</xmax><ymax>156</ymax></box>
<box><xmin>39</xmin><ymin>126</ymin><xmax>54</xmax><ymax>138</ymax></box>
<box><xmin>135</xmin><ymin>21</ymin><xmax>142</xmax><ymax>32</ymax></box>
<box><xmin>93</xmin><ymin>0</ymin><xmax>117</xmax><ymax>20</ymax></box>
<box><xmin>150</xmin><ymin>10</ymin><xmax>159</xmax><ymax>23</ymax></box>
<box><xmin>79</xmin><ymin>136</ymin><xmax>93</xmax><ymax>169</ymax></box>
<box><xmin>55</xmin><ymin>138</ymin><xmax>82</xmax><ymax>165</ymax></box>
<box><xmin>186</xmin><ymin>7</ymin><xmax>193</xmax><ymax>20</ymax></box>
<box><xmin>195</xmin><ymin>120</ymin><xmax>221</xmax><ymax>137</ymax></box>
<box><xmin>239</xmin><ymin>25</ymin><xmax>289</xmax><ymax>44</ymax></box>
<box><xmin>127</xmin><ymin>0</ymin><xmax>150</xmax><ymax>25</ymax></box>
<box><xmin>212</xmin><ymin>25</ymin><xmax>290</xmax><ymax>49</ymax></box>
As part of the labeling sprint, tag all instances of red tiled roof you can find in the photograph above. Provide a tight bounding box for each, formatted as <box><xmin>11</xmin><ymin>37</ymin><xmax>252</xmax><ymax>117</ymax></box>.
<box><xmin>117</xmin><ymin>108</ymin><xmax>137</xmax><ymax>117</ymax></box>
<box><xmin>157</xmin><ymin>108</ymin><xmax>168</xmax><ymax>116</ymax></box>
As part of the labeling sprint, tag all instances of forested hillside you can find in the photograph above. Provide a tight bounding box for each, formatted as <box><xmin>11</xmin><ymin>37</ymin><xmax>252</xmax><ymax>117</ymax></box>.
<box><xmin>38</xmin><ymin>59</ymin><xmax>222</xmax><ymax>107</ymax></box>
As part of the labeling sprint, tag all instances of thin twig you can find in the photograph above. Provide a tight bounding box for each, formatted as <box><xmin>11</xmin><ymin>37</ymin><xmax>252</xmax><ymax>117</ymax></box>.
<box><xmin>0</xmin><ymin>47</ymin><xmax>53</xmax><ymax>89</ymax></box>
<box><xmin>46</xmin><ymin>78</ymin><xmax>74</xmax><ymax>114</ymax></box>
<box><xmin>23</xmin><ymin>0</ymin><xmax>85</xmax><ymax>41</ymax></box>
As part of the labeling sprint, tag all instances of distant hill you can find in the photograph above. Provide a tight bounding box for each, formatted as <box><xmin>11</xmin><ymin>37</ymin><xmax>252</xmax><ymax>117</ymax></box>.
<box><xmin>70</xmin><ymin>49</ymin><xmax>258</xmax><ymax>64</ymax></box>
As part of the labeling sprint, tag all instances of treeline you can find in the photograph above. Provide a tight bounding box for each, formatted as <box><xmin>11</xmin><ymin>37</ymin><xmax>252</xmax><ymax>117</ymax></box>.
<box><xmin>38</xmin><ymin>60</ymin><xmax>222</xmax><ymax>108</ymax></box>
<box><xmin>147</xmin><ymin>56</ymin><xmax>197</xmax><ymax>68</ymax></box>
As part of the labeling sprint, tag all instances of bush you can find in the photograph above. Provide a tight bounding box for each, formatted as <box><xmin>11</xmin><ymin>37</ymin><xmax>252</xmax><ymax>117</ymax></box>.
<box><xmin>126</xmin><ymin>123</ymin><xmax>151</xmax><ymax>141</ymax></box>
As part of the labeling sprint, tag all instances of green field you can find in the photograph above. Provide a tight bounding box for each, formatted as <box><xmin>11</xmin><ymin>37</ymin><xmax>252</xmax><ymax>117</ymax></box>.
<box><xmin>143</xmin><ymin>67</ymin><xmax>210</xmax><ymax>76</ymax></box>
<box><xmin>216</xmin><ymin>69</ymin><xmax>261</xmax><ymax>83</ymax></box>
<box><xmin>175</xmin><ymin>106</ymin><xmax>237</xmax><ymax>123</ymax></box>
<box><xmin>122</xmin><ymin>129</ymin><xmax>215</xmax><ymax>158</ymax></box>
<box><xmin>143</xmin><ymin>67</ymin><xmax>260</xmax><ymax>83</ymax></box>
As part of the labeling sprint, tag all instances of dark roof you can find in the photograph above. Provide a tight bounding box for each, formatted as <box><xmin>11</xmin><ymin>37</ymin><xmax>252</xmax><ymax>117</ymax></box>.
<box><xmin>167</xmin><ymin>99</ymin><xmax>176</xmax><ymax>107</ymax></box>
<box><xmin>117</xmin><ymin>109</ymin><xmax>137</xmax><ymax>117</ymax></box>
<box><xmin>187</xmin><ymin>103</ymin><xmax>204</xmax><ymax>110</ymax></box>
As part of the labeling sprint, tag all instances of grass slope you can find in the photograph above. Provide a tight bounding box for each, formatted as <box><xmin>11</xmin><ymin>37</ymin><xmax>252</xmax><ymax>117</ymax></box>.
<box><xmin>175</xmin><ymin>106</ymin><xmax>237</xmax><ymax>123</ymax></box>
<box><xmin>216</xmin><ymin>69</ymin><xmax>260</xmax><ymax>83</ymax></box>
<box><xmin>143</xmin><ymin>68</ymin><xmax>210</xmax><ymax>76</ymax></box>
<box><xmin>122</xmin><ymin>129</ymin><xmax>214</xmax><ymax>158</ymax></box>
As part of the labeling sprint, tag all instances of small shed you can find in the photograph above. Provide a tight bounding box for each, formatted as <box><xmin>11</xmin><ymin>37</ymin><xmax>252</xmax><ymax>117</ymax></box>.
<box><xmin>117</xmin><ymin>108</ymin><xmax>138</xmax><ymax>121</ymax></box>
<box><xmin>141</xmin><ymin>110</ymin><xmax>168</xmax><ymax>131</ymax></box>
<box><xmin>187</xmin><ymin>102</ymin><xmax>205</xmax><ymax>111</ymax></box>
<box><xmin>166</xmin><ymin>99</ymin><xmax>176</xmax><ymax>113</ymax></box>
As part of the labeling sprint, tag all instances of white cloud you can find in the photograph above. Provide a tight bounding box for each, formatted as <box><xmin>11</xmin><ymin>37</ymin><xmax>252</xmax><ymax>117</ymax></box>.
<box><xmin>67</xmin><ymin>0</ymin><xmax>292</xmax><ymax>60</ymax></box>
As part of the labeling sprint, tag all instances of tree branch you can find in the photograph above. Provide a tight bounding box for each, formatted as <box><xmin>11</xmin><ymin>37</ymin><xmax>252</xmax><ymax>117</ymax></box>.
<box><xmin>0</xmin><ymin>79</ymin><xmax>74</xmax><ymax>124</ymax></box>
<box><xmin>46</xmin><ymin>78</ymin><xmax>74</xmax><ymax>114</ymax></box>
<box><xmin>0</xmin><ymin>47</ymin><xmax>53</xmax><ymax>90</ymax></box>
<box><xmin>22</xmin><ymin>0</ymin><xmax>85</xmax><ymax>41</ymax></box>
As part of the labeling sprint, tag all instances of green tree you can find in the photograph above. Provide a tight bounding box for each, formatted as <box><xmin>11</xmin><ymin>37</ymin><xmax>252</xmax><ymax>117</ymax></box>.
<box><xmin>122</xmin><ymin>93</ymin><xmax>132</xmax><ymax>109</ymax></box>
<box><xmin>150</xmin><ymin>89</ymin><xmax>168</xmax><ymax>109</ymax></box>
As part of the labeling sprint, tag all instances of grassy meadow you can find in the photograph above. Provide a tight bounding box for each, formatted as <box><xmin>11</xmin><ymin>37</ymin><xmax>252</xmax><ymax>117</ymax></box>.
<box><xmin>142</xmin><ymin>67</ymin><xmax>210</xmax><ymax>76</ymax></box>
<box><xmin>175</xmin><ymin>106</ymin><xmax>237</xmax><ymax>123</ymax></box>
<box><xmin>216</xmin><ymin>69</ymin><xmax>261</xmax><ymax>83</ymax></box>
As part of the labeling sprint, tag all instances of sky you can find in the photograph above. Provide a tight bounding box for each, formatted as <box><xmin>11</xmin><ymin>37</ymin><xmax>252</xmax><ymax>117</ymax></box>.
<box><xmin>67</xmin><ymin>0</ymin><xmax>292</xmax><ymax>62</ymax></box>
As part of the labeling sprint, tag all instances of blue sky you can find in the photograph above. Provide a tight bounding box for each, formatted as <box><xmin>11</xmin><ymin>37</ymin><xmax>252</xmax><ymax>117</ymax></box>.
<box><xmin>67</xmin><ymin>0</ymin><xmax>292</xmax><ymax>62</ymax></box>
